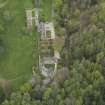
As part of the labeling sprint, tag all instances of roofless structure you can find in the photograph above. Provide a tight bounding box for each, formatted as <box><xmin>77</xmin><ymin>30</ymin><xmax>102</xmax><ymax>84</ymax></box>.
<box><xmin>26</xmin><ymin>4</ymin><xmax>60</xmax><ymax>78</ymax></box>
<box><xmin>26</xmin><ymin>8</ymin><xmax>39</xmax><ymax>31</ymax></box>
<box><xmin>38</xmin><ymin>22</ymin><xmax>55</xmax><ymax>40</ymax></box>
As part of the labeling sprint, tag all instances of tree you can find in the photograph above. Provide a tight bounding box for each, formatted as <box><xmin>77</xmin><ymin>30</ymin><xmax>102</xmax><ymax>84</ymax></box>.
<box><xmin>0</xmin><ymin>87</ymin><xmax>5</xmax><ymax>103</ymax></box>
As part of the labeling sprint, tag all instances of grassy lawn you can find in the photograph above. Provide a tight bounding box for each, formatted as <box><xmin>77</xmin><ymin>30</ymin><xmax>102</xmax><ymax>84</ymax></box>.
<box><xmin>0</xmin><ymin>0</ymin><xmax>35</xmax><ymax>89</ymax></box>
<box><xmin>40</xmin><ymin>0</ymin><xmax>52</xmax><ymax>21</ymax></box>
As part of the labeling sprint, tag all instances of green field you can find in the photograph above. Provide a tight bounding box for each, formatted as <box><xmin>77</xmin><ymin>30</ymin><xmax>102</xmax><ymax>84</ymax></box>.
<box><xmin>0</xmin><ymin>0</ymin><xmax>35</xmax><ymax>89</ymax></box>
